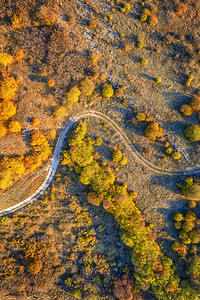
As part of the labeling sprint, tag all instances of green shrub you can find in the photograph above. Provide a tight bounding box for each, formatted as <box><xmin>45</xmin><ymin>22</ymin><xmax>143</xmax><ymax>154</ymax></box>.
<box><xmin>179</xmin><ymin>230</ymin><xmax>191</xmax><ymax>244</ymax></box>
<box><xmin>113</xmin><ymin>149</ymin><xmax>122</xmax><ymax>163</ymax></box>
<box><xmin>184</xmin><ymin>125</ymin><xmax>200</xmax><ymax>142</ymax></box>
<box><xmin>171</xmin><ymin>151</ymin><xmax>182</xmax><ymax>160</ymax></box>
<box><xmin>174</xmin><ymin>221</ymin><xmax>182</xmax><ymax>230</ymax></box>
<box><xmin>171</xmin><ymin>241</ymin><xmax>187</xmax><ymax>256</ymax></box>
<box><xmin>179</xmin><ymin>104</ymin><xmax>193</xmax><ymax>116</ymax></box>
<box><xmin>66</xmin><ymin>86</ymin><xmax>81</xmax><ymax>103</ymax></box>
<box><xmin>188</xmin><ymin>230</ymin><xmax>200</xmax><ymax>244</ymax></box>
<box><xmin>136</xmin><ymin>39</ymin><xmax>144</xmax><ymax>49</ymax></box>
<box><xmin>185</xmin><ymin>75</ymin><xmax>193</xmax><ymax>87</ymax></box>
<box><xmin>188</xmin><ymin>200</ymin><xmax>196</xmax><ymax>208</ymax></box>
<box><xmin>121</xmin><ymin>2</ymin><xmax>131</xmax><ymax>13</ymax></box>
<box><xmin>102</xmin><ymin>84</ymin><xmax>114</xmax><ymax>98</ymax></box>
<box><xmin>185</xmin><ymin>211</ymin><xmax>196</xmax><ymax>222</ymax></box>
<box><xmin>140</xmin><ymin>58</ymin><xmax>148</xmax><ymax>66</ymax></box>
<box><xmin>140</xmin><ymin>9</ymin><xmax>150</xmax><ymax>22</ymax></box>
<box><xmin>186</xmin><ymin>255</ymin><xmax>200</xmax><ymax>287</ymax></box>
<box><xmin>119</xmin><ymin>156</ymin><xmax>128</xmax><ymax>165</ymax></box>
<box><xmin>165</xmin><ymin>147</ymin><xmax>173</xmax><ymax>155</ymax></box>
<box><xmin>180</xmin><ymin>178</ymin><xmax>200</xmax><ymax>200</ymax></box>
<box><xmin>156</xmin><ymin>77</ymin><xmax>161</xmax><ymax>83</ymax></box>
<box><xmin>182</xmin><ymin>221</ymin><xmax>195</xmax><ymax>232</ymax></box>
<box><xmin>136</xmin><ymin>112</ymin><xmax>146</xmax><ymax>122</ymax></box>
<box><xmin>95</xmin><ymin>137</ymin><xmax>103</xmax><ymax>146</ymax></box>
<box><xmin>173</xmin><ymin>213</ymin><xmax>184</xmax><ymax>222</ymax></box>
<box><xmin>0</xmin><ymin>216</ymin><xmax>7</xmax><ymax>223</ymax></box>
<box><xmin>171</xmin><ymin>241</ymin><xmax>180</xmax><ymax>251</ymax></box>
<box><xmin>79</xmin><ymin>77</ymin><xmax>95</xmax><ymax>96</ymax></box>
<box><xmin>144</xmin><ymin>122</ymin><xmax>163</xmax><ymax>140</ymax></box>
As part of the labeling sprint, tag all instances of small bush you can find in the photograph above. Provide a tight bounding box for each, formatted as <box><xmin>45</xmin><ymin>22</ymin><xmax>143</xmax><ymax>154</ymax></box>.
<box><xmin>140</xmin><ymin>9</ymin><xmax>150</xmax><ymax>22</ymax></box>
<box><xmin>185</xmin><ymin>211</ymin><xmax>196</xmax><ymax>222</ymax></box>
<box><xmin>66</xmin><ymin>86</ymin><xmax>81</xmax><ymax>103</ymax></box>
<box><xmin>182</xmin><ymin>221</ymin><xmax>195</xmax><ymax>232</ymax></box>
<box><xmin>31</xmin><ymin>118</ymin><xmax>40</xmax><ymax>127</ymax></box>
<box><xmin>173</xmin><ymin>213</ymin><xmax>184</xmax><ymax>222</ymax></box>
<box><xmin>0</xmin><ymin>216</ymin><xmax>7</xmax><ymax>223</ymax></box>
<box><xmin>171</xmin><ymin>151</ymin><xmax>182</xmax><ymax>160</ymax></box>
<box><xmin>95</xmin><ymin>137</ymin><xmax>103</xmax><ymax>146</ymax></box>
<box><xmin>0</xmin><ymin>76</ymin><xmax>18</xmax><ymax>101</ymax></box>
<box><xmin>188</xmin><ymin>200</ymin><xmax>196</xmax><ymax>208</ymax></box>
<box><xmin>119</xmin><ymin>156</ymin><xmax>128</xmax><ymax>165</ymax></box>
<box><xmin>189</xmin><ymin>96</ymin><xmax>200</xmax><ymax>113</ymax></box>
<box><xmin>52</xmin><ymin>106</ymin><xmax>68</xmax><ymax>120</ymax></box>
<box><xmin>103</xmin><ymin>200</ymin><xmax>112</xmax><ymax>210</ymax></box>
<box><xmin>184</xmin><ymin>125</ymin><xmax>200</xmax><ymax>142</ymax></box>
<box><xmin>79</xmin><ymin>77</ymin><xmax>95</xmax><ymax>96</ymax></box>
<box><xmin>91</xmin><ymin>52</ymin><xmax>101</xmax><ymax>65</ymax></box>
<box><xmin>87</xmin><ymin>192</ymin><xmax>103</xmax><ymax>206</ymax></box>
<box><xmin>136</xmin><ymin>112</ymin><xmax>146</xmax><ymax>122</ymax></box>
<box><xmin>156</xmin><ymin>77</ymin><xmax>161</xmax><ymax>83</ymax></box>
<box><xmin>47</xmin><ymin>79</ymin><xmax>55</xmax><ymax>87</ymax></box>
<box><xmin>121</xmin><ymin>2</ymin><xmax>131</xmax><ymax>13</ymax></box>
<box><xmin>144</xmin><ymin>122</ymin><xmax>163</xmax><ymax>140</ymax></box>
<box><xmin>165</xmin><ymin>147</ymin><xmax>173</xmax><ymax>155</ymax></box>
<box><xmin>0</xmin><ymin>123</ymin><xmax>7</xmax><ymax>138</ymax></box>
<box><xmin>113</xmin><ymin>149</ymin><xmax>122</xmax><ymax>163</ymax></box>
<box><xmin>188</xmin><ymin>230</ymin><xmax>200</xmax><ymax>244</ymax></box>
<box><xmin>179</xmin><ymin>104</ymin><xmax>193</xmax><ymax>116</ymax></box>
<box><xmin>174</xmin><ymin>221</ymin><xmax>182</xmax><ymax>230</ymax></box>
<box><xmin>136</xmin><ymin>39</ymin><xmax>144</xmax><ymax>49</ymax></box>
<box><xmin>102</xmin><ymin>84</ymin><xmax>114</xmax><ymax>98</ymax></box>
<box><xmin>180</xmin><ymin>177</ymin><xmax>200</xmax><ymax>200</ymax></box>
<box><xmin>179</xmin><ymin>230</ymin><xmax>191</xmax><ymax>244</ymax></box>
<box><xmin>0</xmin><ymin>100</ymin><xmax>16</xmax><ymax>120</ymax></box>
<box><xmin>140</xmin><ymin>58</ymin><xmax>148</xmax><ymax>66</ymax></box>
<box><xmin>9</xmin><ymin>120</ymin><xmax>21</xmax><ymax>133</ymax></box>
<box><xmin>185</xmin><ymin>75</ymin><xmax>193</xmax><ymax>87</ymax></box>
<box><xmin>148</xmin><ymin>15</ymin><xmax>158</xmax><ymax>26</ymax></box>
<box><xmin>171</xmin><ymin>241</ymin><xmax>180</xmax><ymax>251</ymax></box>
<box><xmin>0</xmin><ymin>52</ymin><xmax>13</xmax><ymax>67</ymax></box>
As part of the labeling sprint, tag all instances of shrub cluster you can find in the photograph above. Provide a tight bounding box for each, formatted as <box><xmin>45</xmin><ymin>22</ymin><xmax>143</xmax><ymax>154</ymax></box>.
<box><xmin>0</xmin><ymin>130</ymin><xmax>51</xmax><ymax>191</ymax></box>
<box><xmin>172</xmin><ymin>211</ymin><xmax>199</xmax><ymax>248</ymax></box>
<box><xmin>178</xmin><ymin>177</ymin><xmax>200</xmax><ymax>200</ymax></box>
<box><xmin>62</xmin><ymin>122</ymin><xmax>182</xmax><ymax>299</ymax></box>
<box><xmin>112</xmin><ymin>149</ymin><xmax>128</xmax><ymax>165</ymax></box>
<box><xmin>179</xmin><ymin>96</ymin><xmax>200</xmax><ymax>116</ymax></box>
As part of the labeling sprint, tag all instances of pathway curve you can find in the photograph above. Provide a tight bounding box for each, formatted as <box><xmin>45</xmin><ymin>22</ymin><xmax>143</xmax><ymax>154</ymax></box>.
<box><xmin>0</xmin><ymin>110</ymin><xmax>200</xmax><ymax>216</ymax></box>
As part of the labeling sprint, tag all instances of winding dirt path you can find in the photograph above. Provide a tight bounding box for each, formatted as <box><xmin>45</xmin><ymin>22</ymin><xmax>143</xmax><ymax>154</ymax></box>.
<box><xmin>0</xmin><ymin>110</ymin><xmax>200</xmax><ymax>216</ymax></box>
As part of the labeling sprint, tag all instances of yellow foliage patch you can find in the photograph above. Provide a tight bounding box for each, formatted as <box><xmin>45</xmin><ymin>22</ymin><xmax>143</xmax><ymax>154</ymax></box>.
<box><xmin>0</xmin><ymin>76</ymin><xmax>18</xmax><ymax>101</ymax></box>
<box><xmin>9</xmin><ymin>121</ymin><xmax>22</xmax><ymax>133</ymax></box>
<box><xmin>0</xmin><ymin>52</ymin><xmax>13</xmax><ymax>67</ymax></box>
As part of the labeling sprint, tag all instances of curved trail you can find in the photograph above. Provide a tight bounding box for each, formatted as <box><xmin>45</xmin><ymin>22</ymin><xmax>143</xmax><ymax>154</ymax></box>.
<box><xmin>0</xmin><ymin>110</ymin><xmax>200</xmax><ymax>216</ymax></box>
